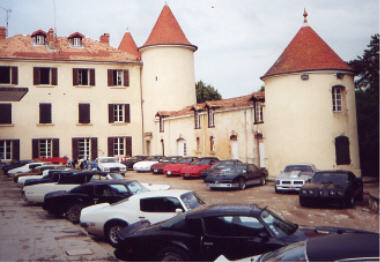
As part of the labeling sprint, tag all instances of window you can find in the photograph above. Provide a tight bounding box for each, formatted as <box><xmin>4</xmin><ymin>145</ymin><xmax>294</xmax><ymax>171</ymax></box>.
<box><xmin>32</xmin><ymin>138</ymin><xmax>59</xmax><ymax>159</ymax></box>
<box><xmin>0</xmin><ymin>104</ymin><xmax>11</xmax><ymax>124</ymax></box>
<box><xmin>210</xmin><ymin>136</ymin><xmax>215</xmax><ymax>153</ymax></box>
<box><xmin>108</xmin><ymin>136</ymin><xmax>132</xmax><ymax>157</ymax></box>
<box><xmin>0</xmin><ymin>140</ymin><xmax>19</xmax><ymax>160</ymax></box>
<box><xmin>0</xmin><ymin>66</ymin><xmax>17</xmax><ymax>84</ymax></box>
<box><xmin>73</xmin><ymin>37</ymin><xmax>82</xmax><ymax>47</ymax></box>
<box><xmin>140</xmin><ymin>197</ymin><xmax>184</xmax><ymax>212</ymax></box>
<box><xmin>107</xmin><ymin>69</ymin><xmax>129</xmax><ymax>87</ymax></box>
<box><xmin>335</xmin><ymin>136</ymin><xmax>351</xmax><ymax>165</ymax></box>
<box><xmin>204</xmin><ymin>216</ymin><xmax>265</xmax><ymax>237</ymax></box>
<box><xmin>194</xmin><ymin>111</ymin><xmax>200</xmax><ymax>129</ymax></box>
<box><xmin>196</xmin><ymin>137</ymin><xmax>200</xmax><ymax>152</ymax></box>
<box><xmin>332</xmin><ymin>86</ymin><xmax>344</xmax><ymax>112</ymax></box>
<box><xmin>33</xmin><ymin>67</ymin><xmax>57</xmax><ymax>85</ymax></box>
<box><xmin>208</xmin><ymin>108</ymin><xmax>215</xmax><ymax>128</ymax></box>
<box><xmin>78</xmin><ymin>103</ymin><xmax>90</xmax><ymax>124</ymax></box>
<box><xmin>73</xmin><ymin>68</ymin><xmax>95</xmax><ymax>86</ymax></box>
<box><xmin>31</xmin><ymin>31</ymin><xmax>47</xmax><ymax>45</ymax></box>
<box><xmin>72</xmin><ymin>137</ymin><xmax>97</xmax><ymax>161</ymax></box>
<box><xmin>108</xmin><ymin>104</ymin><xmax>130</xmax><ymax>123</ymax></box>
<box><xmin>159</xmin><ymin>116</ymin><xmax>164</xmax><ymax>132</ymax></box>
<box><xmin>39</xmin><ymin>103</ymin><xmax>52</xmax><ymax>124</ymax></box>
<box><xmin>254</xmin><ymin>101</ymin><xmax>264</xmax><ymax>123</ymax></box>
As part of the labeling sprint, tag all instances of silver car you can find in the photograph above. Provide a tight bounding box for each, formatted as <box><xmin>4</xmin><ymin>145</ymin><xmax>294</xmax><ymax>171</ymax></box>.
<box><xmin>275</xmin><ymin>164</ymin><xmax>317</xmax><ymax>193</ymax></box>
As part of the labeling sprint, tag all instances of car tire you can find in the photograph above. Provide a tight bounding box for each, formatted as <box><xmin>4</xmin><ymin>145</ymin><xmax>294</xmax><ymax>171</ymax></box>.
<box><xmin>157</xmin><ymin>246</ymin><xmax>190</xmax><ymax>261</ymax></box>
<box><xmin>66</xmin><ymin>203</ymin><xmax>84</xmax><ymax>224</ymax></box>
<box><xmin>275</xmin><ymin>187</ymin><xmax>280</xmax><ymax>194</ymax></box>
<box><xmin>105</xmin><ymin>221</ymin><xmax>127</xmax><ymax>247</ymax></box>
<box><xmin>299</xmin><ymin>197</ymin><xmax>307</xmax><ymax>207</ymax></box>
<box><xmin>238</xmin><ymin>177</ymin><xmax>246</xmax><ymax>190</ymax></box>
<box><xmin>260</xmin><ymin>176</ymin><xmax>266</xmax><ymax>185</ymax></box>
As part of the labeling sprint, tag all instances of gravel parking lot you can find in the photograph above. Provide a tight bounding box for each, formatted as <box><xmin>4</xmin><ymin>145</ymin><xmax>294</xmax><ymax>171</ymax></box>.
<box><xmin>0</xmin><ymin>170</ymin><xmax>378</xmax><ymax>261</ymax></box>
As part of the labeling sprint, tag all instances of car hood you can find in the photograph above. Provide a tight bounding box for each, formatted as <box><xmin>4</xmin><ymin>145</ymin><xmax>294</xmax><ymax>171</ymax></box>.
<box><xmin>141</xmin><ymin>183</ymin><xmax>170</xmax><ymax>191</ymax></box>
<box><xmin>277</xmin><ymin>171</ymin><xmax>312</xmax><ymax>180</ymax></box>
<box><xmin>205</xmin><ymin>172</ymin><xmax>236</xmax><ymax>181</ymax></box>
<box><xmin>302</xmin><ymin>182</ymin><xmax>347</xmax><ymax>190</ymax></box>
<box><xmin>118</xmin><ymin>219</ymin><xmax>152</xmax><ymax>242</ymax></box>
<box><xmin>165</xmin><ymin>164</ymin><xmax>189</xmax><ymax>171</ymax></box>
<box><xmin>99</xmin><ymin>163</ymin><xmax>124</xmax><ymax>168</ymax></box>
<box><xmin>45</xmin><ymin>190</ymin><xmax>68</xmax><ymax>199</ymax></box>
<box><xmin>182</xmin><ymin>165</ymin><xmax>210</xmax><ymax>173</ymax></box>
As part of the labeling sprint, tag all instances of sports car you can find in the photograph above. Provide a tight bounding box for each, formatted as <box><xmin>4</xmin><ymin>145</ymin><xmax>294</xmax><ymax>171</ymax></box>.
<box><xmin>150</xmin><ymin>156</ymin><xmax>182</xmax><ymax>174</ymax></box>
<box><xmin>181</xmin><ymin>157</ymin><xmax>219</xmax><ymax>179</ymax></box>
<box><xmin>133</xmin><ymin>156</ymin><xmax>163</xmax><ymax>172</ymax></box>
<box><xmin>164</xmin><ymin>157</ymin><xmax>198</xmax><ymax>177</ymax></box>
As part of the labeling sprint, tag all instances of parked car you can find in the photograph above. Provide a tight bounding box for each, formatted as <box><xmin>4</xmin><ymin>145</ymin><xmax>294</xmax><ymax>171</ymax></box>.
<box><xmin>43</xmin><ymin>180</ymin><xmax>148</xmax><ymax>223</ymax></box>
<box><xmin>22</xmin><ymin>169</ymin><xmax>76</xmax><ymax>187</ymax></box>
<box><xmin>96</xmin><ymin>157</ymin><xmax>127</xmax><ymax>175</ymax></box>
<box><xmin>7</xmin><ymin>162</ymin><xmax>48</xmax><ymax>177</ymax></box>
<box><xmin>299</xmin><ymin>170</ymin><xmax>363</xmax><ymax>208</ymax></box>
<box><xmin>133</xmin><ymin>156</ymin><xmax>163</xmax><ymax>172</ymax></box>
<box><xmin>274</xmin><ymin>164</ymin><xmax>318</xmax><ymax>193</ymax></box>
<box><xmin>1</xmin><ymin>160</ymin><xmax>34</xmax><ymax>176</ymax></box>
<box><xmin>15</xmin><ymin>164</ymin><xmax>65</xmax><ymax>184</ymax></box>
<box><xmin>115</xmin><ymin>203</ymin><xmax>361</xmax><ymax>261</ymax></box>
<box><xmin>80</xmin><ymin>189</ymin><xmax>205</xmax><ymax>246</ymax></box>
<box><xmin>150</xmin><ymin>156</ymin><xmax>182</xmax><ymax>174</ymax></box>
<box><xmin>180</xmin><ymin>157</ymin><xmax>219</xmax><ymax>179</ymax></box>
<box><xmin>22</xmin><ymin>170</ymin><xmax>108</xmax><ymax>203</ymax></box>
<box><xmin>200</xmin><ymin>159</ymin><xmax>243</xmax><ymax>179</ymax></box>
<box><xmin>121</xmin><ymin>155</ymin><xmax>147</xmax><ymax>170</ymax></box>
<box><xmin>164</xmin><ymin>157</ymin><xmax>199</xmax><ymax>177</ymax></box>
<box><xmin>204</xmin><ymin>164</ymin><xmax>267</xmax><ymax>190</ymax></box>
<box><xmin>245</xmin><ymin>232</ymin><xmax>379</xmax><ymax>262</ymax></box>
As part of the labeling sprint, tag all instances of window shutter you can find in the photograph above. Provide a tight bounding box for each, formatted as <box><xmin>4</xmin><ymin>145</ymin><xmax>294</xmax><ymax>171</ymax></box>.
<box><xmin>12</xmin><ymin>140</ymin><xmax>20</xmax><ymax>161</ymax></box>
<box><xmin>107</xmin><ymin>69</ymin><xmax>113</xmax><ymax>86</ymax></box>
<box><xmin>91</xmin><ymin>137</ymin><xmax>98</xmax><ymax>161</ymax></box>
<box><xmin>126</xmin><ymin>136</ymin><xmax>132</xmax><ymax>157</ymax></box>
<box><xmin>90</xmin><ymin>69</ymin><xmax>95</xmax><ymax>86</ymax></box>
<box><xmin>40</xmin><ymin>103</ymin><xmax>52</xmax><ymax>124</ymax></box>
<box><xmin>11</xmin><ymin>67</ymin><xmax>18</xmax><ymax>85</ymax></box>
<box><xmin>72</xmin><ymin>138</ymin><xmax>78</xmax><ymax>161</ymax></box>
<box><xmin>108</xmin><ymin>137</ymin><xmax>114</xmax><ymax>156</ymax></box>
<box><xmin>73</xmin><ymin>68</ymin><xmax>78</xmax><ymax>86</ymax></box>
<box><xmin>124</xmin><ymin>70</ymin><xmax>129</xmax><ymax>87</ymax></box>
<box><xmin>33</xmin><ymin>67</ymin><xmax>40</xmax><ymax>85</ymax></box>
<box><xmin>108</xmin><ymin>104</ymin><xmax>114</xmax><ymax>123</ymax></box>
<box><xmin>52</xmin><ymin>138</ymin><xmax>59</xmax><ymax>157</ymax></box>
<box><xmin>51</xmin><ymin>68</ymin><xmax>57</xmax><ymax>85</ymax></box>
<box><xmin>32</xmin><ymin>139</ymin><xmax>39</xmax><ymax>159</ymax></box>
<box><xmin>124</xmin><ymin>104</ymin><xmax>130</xmax><ymax>123</ymax></box>
<box><xmin>0</xmin><ymin>104</ymin><xmax>11</xmax><ymax>124</ymax></box>
<box><xmin>79</xmin><ymin>104</ymin><xmax>90</xmax><ymax>123</ymax></box>
<box><xmin>335</xmin><ymin>136</ymin><xmax>351</xmax><ymax>165</ymax></box>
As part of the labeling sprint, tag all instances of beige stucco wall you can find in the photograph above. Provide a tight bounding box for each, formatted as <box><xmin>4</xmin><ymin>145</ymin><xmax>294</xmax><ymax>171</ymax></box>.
<box><xmin>152</xmin><ymin>106</ymin><xmax>264</xmax><ymax>166</ymax></box>
<box><xmin>140</xmin><ymin>45</ymin><xmax>196</xmax><ymax>136</ymax></box>
<box><xmin>263</xmin><ymin>70</ymin><xmax>361</xmax><ymax>178</ymax></box>
<box><xmin>0</xmin><ymin>59</ymin><xmax>143</xmax><ymax>159</ymax></box>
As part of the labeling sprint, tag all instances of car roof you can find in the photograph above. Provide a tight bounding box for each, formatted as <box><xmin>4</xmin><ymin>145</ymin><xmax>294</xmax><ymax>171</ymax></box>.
<box><xmin>129</xmin><ymin>189</ymin><xmax>192</xmax><ymax>199</ymax></box>
<box><xmin>307</xmin><ymin>232</ymin><xmax>380</xmax><ymax>261</ymax></box>
<box><xmin>80</xmin><ymin>179</ymin><xmax>135</xmax><ymax>186</ymax></box>
<box><xmin>186</xmin><ymin>204</ymin><xmax>262</xmax><ymax>219</ymax></box>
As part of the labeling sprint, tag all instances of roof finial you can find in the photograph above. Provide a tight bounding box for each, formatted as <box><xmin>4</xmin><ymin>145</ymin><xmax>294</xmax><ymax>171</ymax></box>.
<box><xmin>303</xmin><ymin>8</ymin><xmax>308</xmax><ymax>24</ymax></box>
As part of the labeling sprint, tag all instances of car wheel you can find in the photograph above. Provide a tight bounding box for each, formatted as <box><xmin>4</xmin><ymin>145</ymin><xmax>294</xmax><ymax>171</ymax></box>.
<box><xmin>157</xmin><ymin>246</ymin><xmax>190</xmax><ymax>261</ymax></box>
<box><xmin>260</xmin><ymin>176</ymin><xmax>266</xmax><ymax>185</ymax></box>
<box><xmin>66</xmin><ymin>203</ymin><xmax>84</xmax><ymax>224</ymax></box>
<box><xmin>105</xmin><ymin>221</ymin><xmax>127</xmax><ymax>247</ymax></box>
<box><xmin>275</xmin><ymin>187</ymin><xmax>280</xmax><ymax>194</ymax></box>
<box><xmin>238</xmin><ymin>177</ymin><xmax>246</xmax><ymax>190</ymax></box>
<box><xmin>299</xmin><ymin>197</ymin><xmax>307</xmax><ymax>207</ymax></box>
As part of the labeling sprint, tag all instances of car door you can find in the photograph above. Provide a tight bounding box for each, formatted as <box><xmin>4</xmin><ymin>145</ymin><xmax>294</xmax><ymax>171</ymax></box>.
<box><xmin>95</xmin><ymin>184</ymin><xmax>131</xmax><ymax>204</ymax></box>
<box><xmin>247</xmin><ymin>164</ymin><xmax>261</xmax><ymax>185</ymax></box>
<box><xmin>138</xmin><ymin>197</ymin><xmax>185</xmax><ymax>223</ymax></box>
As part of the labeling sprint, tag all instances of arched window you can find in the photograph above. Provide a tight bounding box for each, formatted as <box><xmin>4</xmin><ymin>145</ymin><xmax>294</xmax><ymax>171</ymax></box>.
<box><xmin>332</xmin><ymin>85</ymin><xmax>345</xmax><ymax>112</ymax></box>
<box><xmin>335</xmin><ymin>136</ymin><xmax>350</xmax><ymax>165</ymax></box>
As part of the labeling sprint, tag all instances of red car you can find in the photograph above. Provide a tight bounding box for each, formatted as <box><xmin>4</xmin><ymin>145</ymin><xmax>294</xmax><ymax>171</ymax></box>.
<box><xmin>181</xmin><ymin>157</ymin><xmax>219</xmax><ymax>179</ymax></box>
<box><xmin>150</xmin><ymin>156</ymin><xmax>182</xmax><ymax>174</ymax></box>
<box><xmin>164</xmin><ymin>157</ymin><xmax>198</xmax><ymax>177</ymax></box>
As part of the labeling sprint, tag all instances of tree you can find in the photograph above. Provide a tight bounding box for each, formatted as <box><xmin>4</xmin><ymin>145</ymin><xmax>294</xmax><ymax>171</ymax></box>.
<box><xmin>196</xmin><ymin>80</ymin><xmax>222</xmax><ymax>103</ymax></box>
<box><xmin>349</xmin><ymin>34</ymin><xmax>379</xmax><ymax>177</ymax></box>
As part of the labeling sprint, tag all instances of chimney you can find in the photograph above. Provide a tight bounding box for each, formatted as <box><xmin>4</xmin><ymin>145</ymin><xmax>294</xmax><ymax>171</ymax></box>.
<box><xmin>100</xmin><ymin>33</ymin><xmax>110</xmax><ymax>45</ymax></box>
<box><xmin>0</xmin><ymin>27</ymin><xmax>6</xmax><ymax>40</ymax></box>
<box><xmin>47</xmin><ymin>28</ymin><xmax>56</xmax><ymax>49</ymax></box>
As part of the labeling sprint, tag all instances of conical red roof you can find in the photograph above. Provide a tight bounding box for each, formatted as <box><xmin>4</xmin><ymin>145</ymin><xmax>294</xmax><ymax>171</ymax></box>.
<box><xmin>118</xmin><ymin>31</ymin><xmax>140</xmax><ymax>58</ymax></box>
<box><xmin>261</xmin><ymin>25</ymin><xmax>352</xmax><ymax>79</ymax></box>
<box><xmin>140</xmin><ymin>5</ymin><xmax>196</xmax><ymax>50</ymax></box>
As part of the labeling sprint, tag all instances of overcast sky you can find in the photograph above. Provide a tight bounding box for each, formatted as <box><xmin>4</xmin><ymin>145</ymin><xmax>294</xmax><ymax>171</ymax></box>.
<box><xmin>1</xmin><ymin>0</ymin><xmax>378</xmax><ymax>98</ymax></box>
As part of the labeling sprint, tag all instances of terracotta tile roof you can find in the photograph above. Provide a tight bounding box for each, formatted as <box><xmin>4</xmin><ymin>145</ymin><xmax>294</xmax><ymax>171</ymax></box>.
<box><xmin>140</xmin><ymin>5</ymin><xmax>197</xmax><ymax>50</ymax></box>
<box><xmin>118</xmin><ymin>31</ymin><xmax>141</xmax><ymax>58</ymax></box>
<box><xmin>261</xmin><ymin>25</ymin><xmax>352</xmax><ymax>79</ymax></box>
<box><xmin>157</xmin><ymin>91</ymin><xmax>264</xmax><ymax>118</ymax></box>
<box><xmin>0</xmin><ymin>32</ymin><xmax>140</xmax><ymax>62</ymax></box>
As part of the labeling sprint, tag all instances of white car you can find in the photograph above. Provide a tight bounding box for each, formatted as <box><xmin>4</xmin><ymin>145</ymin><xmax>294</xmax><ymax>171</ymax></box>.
<box><xmin>80</xmin><ymin>189</ymin><xmax>205</xmax><ymax>246</ymax></box>
<box><xmin>274</xmin><ymin>164</ymin><xmax>318</xmax><ymax>193</ymax></box>
<box><xmin>132</xmin><ymin>156</ymin><xmax>162</xmax><ymax>172</ymax></box>
<box><xmin>96</xmin><ymin>157</ymin><xmax>127</xmax><ymax>175</ymax></box>
<box><xmin>8</xmin><ymin>162</ymin><xmax>47</xmax><ymax>177</ymax></box>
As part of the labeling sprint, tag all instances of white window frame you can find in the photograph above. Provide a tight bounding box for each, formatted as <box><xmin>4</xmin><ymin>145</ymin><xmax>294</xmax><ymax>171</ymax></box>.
<box><xmin>77</xmin><ymin>69</ymin><xmax>89</xmax><ymax>86</ymax></box>
<box><xmin>73</xmin><ymin>37</ymin><xmax>82</xmax><ymax>47</ymax></box>
<box><xmin>159</xmin><ymin>117</ymin><xmax>164</xmax><ymax>132</ymax></box>
<box><xmin>210</xmin><ymin>136</ymin><xmax>215</xmax><ymax>152</ymax></box>
<box><xmin>194</xmin><ymin>111</ymin><xmax>200</xmax><ymax>129</ymax></box>
<box><xmin>332</xmin><ymin>87</ymin><xmax>343</xmax><ymax>112</ymax></box>
<box><xmin>208</xmin><ymin>108</ymin><xmax>215</xmax><ymax>128</ymax></box>
<box><xmin>0</xmin><ymin>140</ymin><xmax>12</xmax><ymax>160</ymax></box>
<box><xmin>113</xmin><ymin>104</ymin><xmax>125</xmax><ymax>122</ymax></box>
<box><xmin>255</xmin><ymin>101</ymin><xmax>263</xmax><ymax>123</ymax></box>
<box><xmin>36</xmin><ymin>35</ymin><xmax>45</xmax><ymax>45</ymax></box>
<box><xmin>115</xmin><ymin>70</ymin><xmax>123</xmax><ymax>86</ymax></box>
<box><xmin>113</xmin><ymin>137</ymin><xmax>125</xmax><ymax>156</ymax></box>
<box><xmin>78</xmin><ymin>138</ymin><xmax>90</xmax><ymax>160</ymax></box>
<box><xmin>38</xmin><ymin>139</ymin><xmax>52</xmax><ymax>158</ymax></box>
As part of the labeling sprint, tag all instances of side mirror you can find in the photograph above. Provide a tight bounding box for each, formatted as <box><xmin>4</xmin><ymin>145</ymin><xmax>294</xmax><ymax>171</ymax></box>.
<box><xmin>175</xmin><ymin>208</ymin><xmax>184</xmax><ymax>213</ymax></box>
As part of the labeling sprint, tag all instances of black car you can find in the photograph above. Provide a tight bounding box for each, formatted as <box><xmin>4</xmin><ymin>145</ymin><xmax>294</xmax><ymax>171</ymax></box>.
<box><xmin>43</xmin><ymin>180</ymin><xmax>148</xmax><ymax>223</ymax></box>
<box><xmin>115</xmin><ymin>204</ymin><xmax>363</xmax><ymax>261</ymax></box>
<box><xmin>121</xmin><ymin>155</ymin><xmax>147</xmax><ymax>170</ymax></box>
<box><xmin>254</xmin><ymin>232</ymin><xmax>379</xmax><ymax>262</ymax></box>
<box><xmin>2</xmin><ymin>160</ymin><xmax>34</xmax><ymax>176</ymax></box>
<box><xmin>299</xmin><ymin>170</ymin><xmax>363</xmax><ymax>208</ymax></box>
<box><xmin>200</xmin><ymin>159</ymin><xmax>243</xmax><ymax>179</ymax></box>
<box><xmin>204</xmin><ymin>164</ymin><xmax>267</xmax><ymax>190</ymax></box>
<box><xmin>22</xmin><ymin>169</ymin><xmax>76</xmax><ymax>187</ymax></box>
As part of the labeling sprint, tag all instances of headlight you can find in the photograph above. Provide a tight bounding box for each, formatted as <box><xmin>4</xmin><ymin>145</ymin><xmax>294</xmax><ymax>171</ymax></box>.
<box><xmin>329</xmin><ymin>190</ymin><xmax>335</xmax><ymax>196</ymax></box>
<box><xmin>308</xmin><ymin>189</ymin><xmax>314</xmax><ymax>194</ymax></box>
<box><xmin>337</xmin><ymin>191</ymin><xmax>344</xmax><ymax>196</ymax></box>
<box><xmin>301</xmin><ymin>189</ymin><xmax>307</xmax><ymax>194</ymax></box>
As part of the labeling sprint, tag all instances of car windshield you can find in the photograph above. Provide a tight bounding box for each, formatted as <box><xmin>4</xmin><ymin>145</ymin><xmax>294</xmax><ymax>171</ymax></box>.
<box><xmin>311</xmin><ymin>172</ymin><xmax>348</xmax><ymax>185</ymax></box>
<box><xmin>127</xmin><ymin>181</ymin><xmax>149</xmax><ymax>194</ymax></box>
<box><xmin>99</xmin><ymin>158</ymin><xmax>118</xmax><ymax>164</ymax></box>
<box><xmin>215</xmin><ymin>166</ymin><xmax>237</xmax><ymax>173</ymax></box>
<box><xmin>108</xmin><ymin>173</ymin><xmax>124</xmax><ymax>179</ymax></box>
<box><xmin>109</xmin><ymin>184</ymin><xmax>129</xmax><ymax>193</ymax></box>
<box><xmin>192</xmin><ymin>159</ymin><xmax>212</xmax><ymax>165</ymax></box>
<box><xmin>178</xmin><ymin>158</ymin><xmax>194</xmax><ymax>164</ymax></box>
<box><xmin>284</xmin><ymin>165</ymin><xmax>312</xmax><ymax>172</ymax></box>
<box><xmin>260</xmin><ymin>208</ymin><xmax>298</xmax><ymax>238</ymax></box>
<box><xmin>180</xmin><ymin>192</ymin><xmax>205</xmax><ymax>210</ymax></box>
<box><xmin>258</xmin><ymin>240</ymin><xmax>307</xmax><ymax>262</ymax></box>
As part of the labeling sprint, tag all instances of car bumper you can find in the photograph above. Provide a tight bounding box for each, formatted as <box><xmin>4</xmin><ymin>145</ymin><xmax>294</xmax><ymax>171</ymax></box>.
<box><xmin>166</xmin><ymin>171</ymin><xmax>180</xmax><ymax>176</ymax></box>
<box><xmin>206</xmin><ymin>182</ymin><xmax>238</xmax><ymax>189</ymax></box>
<box><xmin>183</xmin><ymin>173</ymin><xmax>200</xmax><ymax>178</ymax></box>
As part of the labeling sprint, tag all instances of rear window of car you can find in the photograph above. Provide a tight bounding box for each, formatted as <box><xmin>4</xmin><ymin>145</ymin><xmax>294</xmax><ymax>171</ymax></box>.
<box><xmin>127</xmin><ymin>181</ymin><xmax>148</xmax><ymax>194</ymax></box>
<box><xmin>284</xmin><ymin>165</ymin><xmax>312</xmax><ymax>172</ymax></box>
<box><xmin>180</xmin><ymin>192</ymin><xmax>205</xmax><ymax>210</ymax></box>
<box><xmin>178</xmin><ymin>158</ymin><xmax>195</xmax><ymax>164</ymax></box>
<box><xmin>140</xmin><ymin>197</ymin><xmax>184</xmax><ymax>212</ymax></box>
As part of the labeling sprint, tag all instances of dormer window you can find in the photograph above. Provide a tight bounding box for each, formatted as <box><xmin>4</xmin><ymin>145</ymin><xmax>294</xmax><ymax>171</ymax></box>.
<box><xmin>208</xmin><ymin>108</ymin><xmax>215</xmax><ymax>128</ymax></box>
<box><xmin>254</xmin><ymin>101</ymin><xmax>264</xmax><ymax>123</ymax></box>
<box><xmin>31</xmin><ymin>30</ymin><xmax>47</xmax><ymax>46</ymax></box>
<box><xmin>68</xmin><ymin>32</ymin><xmax>84</xmax><ymax>48</ymax></box>
<box><xmin>159</xmin><ymin>116</ymin><xmax>164</xmax><ymax>133</ymax></box>
<box><xmin>194</xmin><ymin>111</ymin><xmax>200</xmax><ymax>129</ymax></box>
<box><xmin>73</xmin><ymin>37</ymin><xmax>82</xmax><ymax>47</ymax></box>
